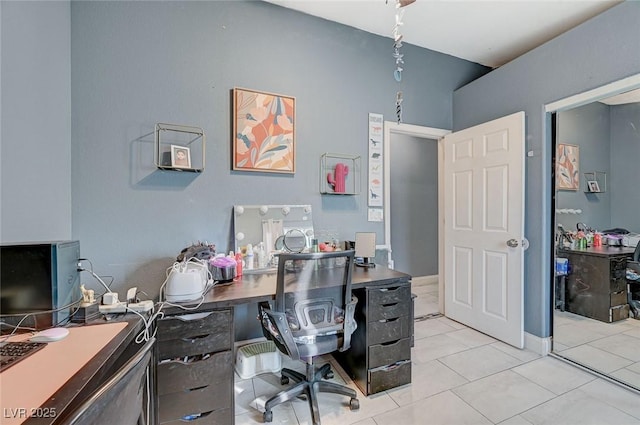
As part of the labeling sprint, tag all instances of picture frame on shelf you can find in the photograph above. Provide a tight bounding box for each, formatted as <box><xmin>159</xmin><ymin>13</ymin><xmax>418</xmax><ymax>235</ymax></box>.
<box><xmin>232</xmin><ymin>87</ymin><xmax>295</xmax><ymax>174</ymax></box>
<box><xmin>170</xmin><ymin>145</ymin><xmax>191</xmax><ymax>169</ymax></box>
<box><xmin>556</xmin><ymin>143</ymin><xmax>579</xmax><ymax>191</ymax></box>
<box><xmin>587</xmin><ymin>180</ymin><xmax>601</xmax><ymax>193</ymax></box>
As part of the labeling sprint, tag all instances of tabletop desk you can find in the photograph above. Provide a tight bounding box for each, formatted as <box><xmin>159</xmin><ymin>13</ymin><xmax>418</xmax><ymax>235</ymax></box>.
<box><xmin>157</xmin><ymin>265</ymin><xmax>412</xmax><ymax>425</ymax></box>
<box><xmin>0</xmin><ymin>318</ymin><xmax>144</xmax><ymax>425</ymax></box>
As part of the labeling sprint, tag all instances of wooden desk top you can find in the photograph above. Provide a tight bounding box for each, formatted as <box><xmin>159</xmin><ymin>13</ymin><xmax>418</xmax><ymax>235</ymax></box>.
<box><xmin>0</xmin><ymin>319</ymin><xmax>141</xmax><ymax>425</ymax></box>
<box><xmin>558</xmin><ymin>245</ymin><xmax>636</xmax><ymax>258</ymax></box>
<box><xmin>167</xmin><ymin>264</ymin><xmax>411</xmax><ymax>313</ymax></box>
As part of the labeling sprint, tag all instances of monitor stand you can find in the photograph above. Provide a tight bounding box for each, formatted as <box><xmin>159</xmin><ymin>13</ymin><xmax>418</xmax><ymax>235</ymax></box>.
<box><xmin>356</xmin><ymin>257</ymin><xmax>376</xmax><ymax>268</ymax></box>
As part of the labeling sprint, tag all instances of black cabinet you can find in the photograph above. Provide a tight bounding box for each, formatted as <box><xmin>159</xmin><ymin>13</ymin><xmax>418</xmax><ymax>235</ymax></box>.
<box><xmin>156</xmin><ymin>309</ymin><xmax>234</xmax><ymax>425</ymax></box>
<box><xmin>561</xmin><ymin>247</ymin><xmax>634</xmax><ymax>322</ymax></box>
<box><xmin>334</xmin><ymin>279</ymin><xmax>412</xmax><ymax>395</ymax></box>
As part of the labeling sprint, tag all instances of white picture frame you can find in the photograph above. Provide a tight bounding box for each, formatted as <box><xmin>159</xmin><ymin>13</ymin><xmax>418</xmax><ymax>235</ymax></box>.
<box><xmin>170</xmin><ymin>145</ymin><xmax>191</xmax><ymax>169</ymax></box>
<box><xmin>587</xmin><ymin>180</ymin><xmax>600</xmax><ymax>193</ymax></box>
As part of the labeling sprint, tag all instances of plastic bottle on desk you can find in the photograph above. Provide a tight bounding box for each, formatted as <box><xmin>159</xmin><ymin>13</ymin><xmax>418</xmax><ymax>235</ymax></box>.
<box><xmin>257</xmin><ymin>242</ymin><xmax>267</xmax><ymax>269</ymax></box>
<box><xmin>245</xmin><ymin>244</ymin><xmax>254</xmax><ymax>270</ymax></box>
<box><xmin>593</xmin><ymin>233</ymin><xmax>601</xmax><ymax>247</ymax></box>
<box><xmin>235</xmin><ymin>252</ymin><xmax>243</xmax><ymax>277</ymax></box>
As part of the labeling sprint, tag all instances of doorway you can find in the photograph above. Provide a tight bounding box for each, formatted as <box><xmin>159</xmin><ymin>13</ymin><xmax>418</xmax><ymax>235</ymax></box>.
<box><xmin>548</xmin><ymin>73</ymin><xmax>640</xmax><ymax>390</ymax></box>
<box><xmin>389</xmin><ymin>134</ymin><xmax>438</xmax><ymax>278</ymax></box>
<box><xmin>384</xmin><ymin>122</ymin><xmax>449</xmax><ymax>313</ymax></box>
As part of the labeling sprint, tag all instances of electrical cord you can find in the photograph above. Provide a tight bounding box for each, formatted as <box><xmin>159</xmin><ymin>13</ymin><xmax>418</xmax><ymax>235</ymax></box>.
<box><xmin>158</xmin><ymin>257</ymin><xmax>213</xmax><ymax>311</ymax></box>
<box><xmin>81</xmin><ymin>257</ymin><xmax>212</xmax><ymax>343</ymax></box>
<box><xmin>0</xmin><ymin>296</ymin><xmax>83</xmax><ymax>342</ymax></box>
<box><xmin>77</xmin><ymin>266</ymin><xmax>113</xmax><ymax>295</ymax></box>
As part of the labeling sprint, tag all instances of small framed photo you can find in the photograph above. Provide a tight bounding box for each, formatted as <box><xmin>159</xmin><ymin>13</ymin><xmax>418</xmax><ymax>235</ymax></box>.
<box><xmin>170</xmin><ymin>145</ymin><xmax>191</xmax><ymax>169</ymax></box>
<box><xmin>587</xmin><ymin>180</ymin><xmax>600</xmax><ymax>193</ymax></box>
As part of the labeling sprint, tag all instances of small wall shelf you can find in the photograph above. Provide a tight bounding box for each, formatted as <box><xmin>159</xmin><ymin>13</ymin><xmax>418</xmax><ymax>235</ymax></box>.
<box><xmin>154</xmin><ymin>123</ymin><xmax>205</xmax><ymax>172</ymax></box>
<box><xmin>583</xmin><ymin>171</ymin><xmax>606</xmax><ymax>193</ymax></box>
<box><xmin>320</xmin><ymin>153</ymin><xmax>360</xmax><ymax>195</ymax></box>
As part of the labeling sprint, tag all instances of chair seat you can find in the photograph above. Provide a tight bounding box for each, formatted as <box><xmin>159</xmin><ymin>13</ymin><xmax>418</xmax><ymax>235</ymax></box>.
<box><xmin>297</xmin><ymin>334</ymin><xmax>343</xmax><ymax>359</ymax></box>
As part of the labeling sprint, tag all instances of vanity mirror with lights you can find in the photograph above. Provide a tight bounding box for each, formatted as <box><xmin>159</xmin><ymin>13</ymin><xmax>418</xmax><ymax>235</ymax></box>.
<box><xmin>233</xmin><ymin>205</ymin><xmax>315</xmax><ymax>271</ymax></box>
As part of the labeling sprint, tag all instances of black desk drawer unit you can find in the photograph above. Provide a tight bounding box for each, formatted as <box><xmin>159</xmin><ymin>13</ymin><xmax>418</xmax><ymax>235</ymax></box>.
<box><xmin>563</xmin><ymin>250</ymin><xmax>630</xmax><ymax>323</ymax></box>
<box><xmin>335</xmin><ymin>280</ymin><xmax>412</xmax><ymax>395</ymax></box>
<box><xmin>157</xmin><ymin>309</ymin><xmax>234</xmax><ymax>425</ymax></box>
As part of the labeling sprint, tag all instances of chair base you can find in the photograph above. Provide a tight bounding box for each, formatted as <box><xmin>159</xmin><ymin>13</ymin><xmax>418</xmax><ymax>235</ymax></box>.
<box><xmin>263</xmin><ymin>361</ymin><xmax>359</xmax><ymax>425</ymax></box>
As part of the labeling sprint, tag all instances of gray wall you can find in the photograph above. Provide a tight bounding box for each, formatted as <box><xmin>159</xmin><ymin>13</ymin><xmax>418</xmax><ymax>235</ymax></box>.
<box><xmin>390</xmin><ymin>134</ymin><xmax>438</xmax><ymax>277</ymax></box>
<box><xmin>556</xmin><ymin>102</ymin><xmax>611</xmax><ymax>232</ymax></box>
<box><xmin>1</xmin><ymin>1</ymin><xmax>72</xmax><ymax>242</ymax></box>
<box><xmin>610</xmin><ymin>103</ymin><xmax>640</xmax><ymax>232</ymax></box>
<box><xmin>453</xmin><ymin>1</ymin><xmax>640</xmax><ymax>338</ymax></box>
<box><xmin>63</xmin><ymin>1</ymin><xmax>485</xmax><ymax>297</ymax></box>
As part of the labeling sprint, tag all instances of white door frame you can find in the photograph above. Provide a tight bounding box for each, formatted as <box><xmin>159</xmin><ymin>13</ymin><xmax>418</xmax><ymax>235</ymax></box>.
<box><xmin>383</xmin><ymin>122</ymin><xmax>450</xmax><ymax>313</ymax></box>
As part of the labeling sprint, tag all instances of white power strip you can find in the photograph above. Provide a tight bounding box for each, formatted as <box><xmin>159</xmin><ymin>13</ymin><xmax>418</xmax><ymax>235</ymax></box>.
<box><xmin>99</xmin><ymin>300</ymin><xmax>154</xmax><ymax>314</ymax></box>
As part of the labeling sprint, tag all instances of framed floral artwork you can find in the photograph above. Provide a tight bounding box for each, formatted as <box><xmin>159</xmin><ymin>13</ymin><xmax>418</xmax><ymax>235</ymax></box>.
<box><xmin>556</xmin><ymin>143</ymin><xmax>579</xmax><ymax>190</ymax></box>
<box><xmin>232</xmin><ymin>88</ymin><xmax>295</xmax><ymax>173</ymax></box>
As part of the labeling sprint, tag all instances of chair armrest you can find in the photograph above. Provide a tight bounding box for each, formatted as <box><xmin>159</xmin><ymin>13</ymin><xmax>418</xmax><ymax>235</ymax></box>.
<box><xmin>340</xmin><ymin>295</ymin><xmax>358</xmax><ymax>352</ymax></box>
<box><xmin>259</xmin><ymin>302</ymin><xmax>301</xmax><ymax>361</ymax></box>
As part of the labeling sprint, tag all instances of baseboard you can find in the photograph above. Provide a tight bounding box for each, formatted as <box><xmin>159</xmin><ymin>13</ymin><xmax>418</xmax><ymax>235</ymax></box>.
<box><xmin>411</xmin><ymin>275</ymin><xmax>439</xmax><ymax>285</ymax></box>
<box><xmin>524</xmin><ymin>332</ymin><xmax>552</xmax><ymax>355</ymax></box>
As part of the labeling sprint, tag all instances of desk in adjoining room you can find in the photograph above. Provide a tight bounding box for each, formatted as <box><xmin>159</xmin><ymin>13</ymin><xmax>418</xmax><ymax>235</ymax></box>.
<box><xmin>559</xmin><ymin>246</ymin><xmax>636</xmax><ymax>322</ymax></box>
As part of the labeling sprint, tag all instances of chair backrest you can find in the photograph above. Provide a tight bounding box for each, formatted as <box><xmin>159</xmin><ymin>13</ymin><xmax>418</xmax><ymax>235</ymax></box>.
<box><xmin>261</xmin><ymin>250</ymin><xmax>356</xmax><ymax>360</ymax></box>
<box><xmin>61</xmin><ymin>337</ymin><xmax>155</xmax><ymax>425</ymax></box>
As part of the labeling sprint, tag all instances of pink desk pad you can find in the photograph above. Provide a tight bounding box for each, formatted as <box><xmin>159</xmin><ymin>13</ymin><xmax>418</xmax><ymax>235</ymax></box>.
<box><xmin>0</xmin><ymin>322</ymin><xmax>128</xmax><ymax>424</ymax></box>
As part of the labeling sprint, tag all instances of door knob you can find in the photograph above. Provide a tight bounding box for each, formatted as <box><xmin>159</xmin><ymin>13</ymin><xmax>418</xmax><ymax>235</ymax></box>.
<box><xmin>506</xmin><ymin>239</ymin><xmax>519</xmax><ymax>248</ymax></box>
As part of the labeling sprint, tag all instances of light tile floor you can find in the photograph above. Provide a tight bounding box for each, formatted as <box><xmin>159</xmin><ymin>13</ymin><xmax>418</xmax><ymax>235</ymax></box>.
<box><xmin>234</xmin><ymin>279</ymin><xmax>640</xmax><ymax>425</ymax></box>
<box><xmin>554</xmin><ymin>308</ymin><xmax>640</xmax><ymax>389</ymax></box>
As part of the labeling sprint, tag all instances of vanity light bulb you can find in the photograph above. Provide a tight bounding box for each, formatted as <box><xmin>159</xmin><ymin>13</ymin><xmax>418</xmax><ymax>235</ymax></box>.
<box><xmin>303</xmin><ymin>206</ymin><xmax>312</xmax><ymax>214</ymax></box>
<box><xmin>236</xmin><ymin>206</ymin><xmax>244</xmax><ymax>215</ymax></box>
<box><xmin>282</xmin><ymin>206</ymin><xmax>290</xmax><ymax>216</ymax></box>
<box><xmin>236</xmin><ymin>232</ymin><xmax>245</xmax><ymax>241</ymax></box>
<box><xmin>259</xmin><ymin>205</ymin><xmax>269</xmax><ymax>215</ymax></box>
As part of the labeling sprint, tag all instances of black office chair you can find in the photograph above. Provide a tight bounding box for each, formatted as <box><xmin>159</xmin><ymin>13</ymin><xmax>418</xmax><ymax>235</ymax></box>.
<box><xmin>61</xmin><ymin>337</ymin><xmax>155</xmax><ymax>425</ymax></box>
<box><xmin>258</xmin><ymin>250</ymin><xmax>359</xmax><ymax>425</ymax></box>
<box><xmin>626</xmin><ymin>244</ymin><xmax>640</xmax><ymax>317</ymax></box>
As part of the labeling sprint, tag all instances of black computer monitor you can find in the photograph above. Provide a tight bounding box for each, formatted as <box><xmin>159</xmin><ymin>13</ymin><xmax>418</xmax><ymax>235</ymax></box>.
<box><xmin>0</xmin><ymin>241</ymin><xmax>81</xmax><ymax>331</ymax></box>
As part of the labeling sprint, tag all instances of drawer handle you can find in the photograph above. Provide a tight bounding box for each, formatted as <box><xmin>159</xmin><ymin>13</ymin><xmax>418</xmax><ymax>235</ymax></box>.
<box><xmin>382</xmin><ymin>302</ymin><xmax>399</xmax><ymax>308</ymax></box>
<box><xmin>181</xmin><ymin>334</ymin><xmax>211</xmax><ymax>343</ymax></box>
<box><xmin>377</xmin><ymin>287</ymin><xmax>403</xmax><ymax>293</ymax></box>
<box><xmin>178</xmin><ymin>411</ymin><xmax>213</xmax><ymax>422</ymax></box>
<box><xmin>159</xmin><ymin>352</ymin><xmax>213</xmax><ymax>365</ymax></box>
<box><xmin>380</xmin><ymin>339</ymin><xmax>401</xmax><ymax>347</ymax></box>
<box><xmin>375</xmin><ymin>359</ymin><xmax>410</xmax><ymax>372</ymax></box>
<box><xmin>187</xmin><ymin>384</ymin><xmax>209</xmax><ymax>392</ymax></box>
<box><xmin>173</xmin><ymin>312</ymin><xmax>213</xmax><ymax>321</ymax></box>
<box><xmin>378</xmin><ymin>317</ymin><xmax>400</xmax><ymax>323</ymax></box>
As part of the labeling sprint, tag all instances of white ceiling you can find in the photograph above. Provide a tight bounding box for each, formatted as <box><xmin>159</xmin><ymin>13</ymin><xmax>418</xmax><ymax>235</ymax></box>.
<box><xmin>266</xmin><ymin>0</ymin><xmax>621</xmax><ymax>69</ymax></box>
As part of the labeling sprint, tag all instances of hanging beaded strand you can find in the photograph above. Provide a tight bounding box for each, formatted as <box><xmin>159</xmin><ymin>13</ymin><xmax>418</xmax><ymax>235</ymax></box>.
<box><xmin>393</xmin><ymin>0</ymin><xmax>405</xmax><ymax>123</ymax></box>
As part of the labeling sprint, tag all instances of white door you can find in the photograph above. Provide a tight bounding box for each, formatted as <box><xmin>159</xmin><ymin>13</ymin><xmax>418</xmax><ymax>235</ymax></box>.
<box><xmin>443</xmin><ymin>111</ymin><xmax>525</xmax><ymax>348</ymax></box>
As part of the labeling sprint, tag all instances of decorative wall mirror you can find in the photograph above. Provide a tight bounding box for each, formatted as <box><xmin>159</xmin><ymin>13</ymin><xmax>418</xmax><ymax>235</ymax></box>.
<box><xmin>233</xmin><ymin>205</ymin><xmax>315</xmax><ymax>271</ymax></box>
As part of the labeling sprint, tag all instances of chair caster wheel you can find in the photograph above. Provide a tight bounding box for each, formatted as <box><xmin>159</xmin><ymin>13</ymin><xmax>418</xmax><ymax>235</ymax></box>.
<box><xmin>349</xmin><ymin>398</ymin><xmax>360</xmax><ymax>411</ymax></box>
<box><xmin>324</xmin><ymin>371</ymin><xmax>334</xmax><ymax>380</ymax></box>
<box><xmin>264</xmin><ymin>410</ymin><xmax>273</xmax><ymax>422</ymax></box>
<box><xmin>280</xmin><ymin>376</ymin><xmax>290</xmax><ymax>385</ymax></box>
